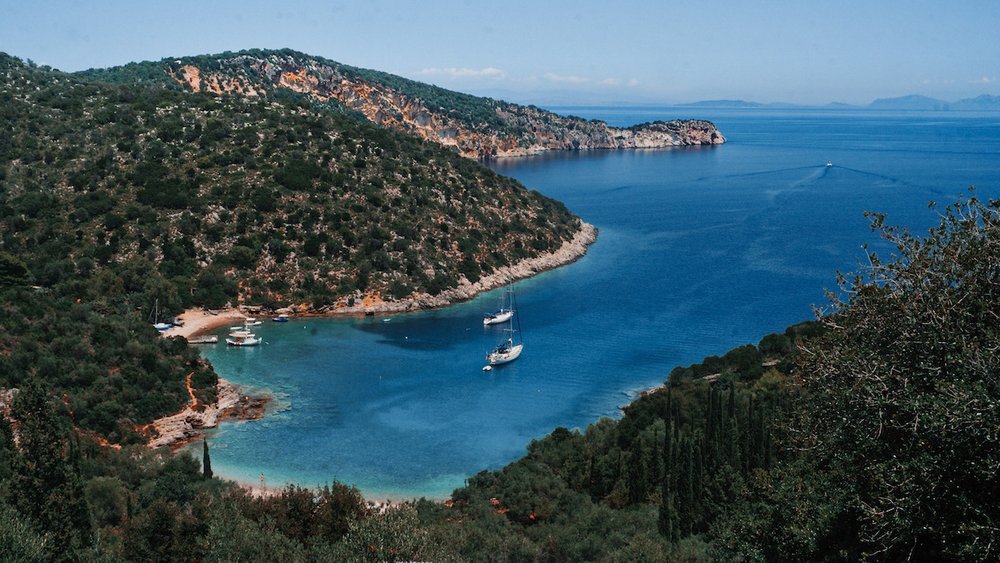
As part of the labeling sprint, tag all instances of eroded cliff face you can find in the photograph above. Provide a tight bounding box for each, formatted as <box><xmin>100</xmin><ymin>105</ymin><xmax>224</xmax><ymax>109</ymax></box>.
<box><xmin>166</xmin><ymin>53</ymin><xmax>725</xmax><ymax>158</ymax></box>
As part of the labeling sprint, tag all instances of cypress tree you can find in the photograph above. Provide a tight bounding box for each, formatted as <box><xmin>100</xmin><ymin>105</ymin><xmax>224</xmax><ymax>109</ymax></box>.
<box><xmin>705</xmin><ymin>385</ymin><xmax>716</xmax><ymax>446</ymax></box>
<box><xmin>693</xmin><ymin>436</ymin><xmax>705</xmax><ymax>529</ymax></box>
<box><xmin>727</xmin><ymin>382</ymin><xmax>736</xmax><ymax>419</ymax></box>
<box><xmin>658</xmin><ymin>480</ymin><xmax>677</xmax><ymax>542</ymax></box>
<box><xmin>0</xmin><ymin>413</ymin><xmax>14</xmax><ymax>481</ymax></box>
<box><xmin>652</xmin><ymin>427</ymin><xmax>662</xmax><ymax>486</ymax></box>
<box><xmin>664</xmin><ymin>389</ymin><xmax>674</xmax><ymax>475</ymax></box>
<box><xmin>744</xmin><ymin>394</ymin><xmax>755</xmax><ymax>473</ymax></box>
<box><xmin>676</xmin><ymin>435</ymin><xmax>694</xmax><ymax>537</ymax></box>
<box><xmin>9</xmin><ymin>382</ymin><xmax>93</xmax><ymax>554</ymax></box>
<box><xmin>626</xmin><ymin>450</ymin><xmax>644</xmax><ymax>504</ymax></box>
<box><xmin>203</xmin><ymin>439</ymin><xmax>213</xmax><ymax>479</ymax></box>
<box><xmin>658</xmin><ymin>401</ymin><xmax>680</xmax><ymax>541</ymax></box>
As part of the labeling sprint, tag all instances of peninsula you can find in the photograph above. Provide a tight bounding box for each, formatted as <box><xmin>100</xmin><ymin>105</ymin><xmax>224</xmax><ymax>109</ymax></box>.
<box><xmin>81</xmin><ymin>49</ymin><xmax>726</xmax><ymax>158</ymax></box>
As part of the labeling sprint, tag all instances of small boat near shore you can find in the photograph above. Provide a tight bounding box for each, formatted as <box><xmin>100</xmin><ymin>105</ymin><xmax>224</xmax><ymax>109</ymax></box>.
<box><xmin>188</xmin><ymin>335</ymin><xmax>219</xmax><ymax>344</ymax></box>
<box><xmin>150</xmin><ymin>299</ymin><xmax>173</xmax><ymax>331</ymax></box>
<box><xmin>226</xmin><ymin>330</ymin><xmax>261</xmax><ymax>346</ymax></box>
<box><xmin>271</xmin><ymin>314</ymin><xmax>290</xmax><ymax>323</ymax></box>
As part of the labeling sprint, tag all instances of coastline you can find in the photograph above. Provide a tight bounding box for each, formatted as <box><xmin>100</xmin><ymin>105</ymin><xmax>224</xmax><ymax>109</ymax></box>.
<box><xmin>168</xmin><ymin>220</ymin><xmax>598</xmax><ymax>339</ymax></box>
<box><xmin>142</xmin><ymin>377</ymin><xmax>268</xmax><ymax>450</ymax></box>
<box><xmin>226</xmin><ymin>478</ymin><xmax>402</xmax><ymax>511</ymax></box>
<box><xmin>162</xmin><ymin>308</ymin><xmax>247</xmax><ymax>339</ymax></box>
<box><xmin>148</xmin><ymin>220</ymin><xmax>596</xmax><ymax>476</ymax></box>
<box><xmin>294</xmin><ymin>220</ymin><xmax>597</xmax><ymax>317</ymax></box>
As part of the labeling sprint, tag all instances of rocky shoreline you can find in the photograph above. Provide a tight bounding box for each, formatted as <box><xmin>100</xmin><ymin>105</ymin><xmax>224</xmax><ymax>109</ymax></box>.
<box><xmin>143</xmin><ymin>378</ymin><xmax>268</xmax><ymax>450</ymax></box>
<box><xmin>318</xmin><ymin>221</ymin><xmax>598</xmax><ymax>316</ymax></box>
<box><xmin>173</xmin><ymin>220</ymin><xmax>598</xmax><ymax>339</ymax></box>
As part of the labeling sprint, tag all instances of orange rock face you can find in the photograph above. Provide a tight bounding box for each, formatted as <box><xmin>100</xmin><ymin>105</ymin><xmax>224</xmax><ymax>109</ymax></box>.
<box><xmin>169</xmin><ymin>53</ymin><xmax>725</xmax><ymax>159</ymax></box>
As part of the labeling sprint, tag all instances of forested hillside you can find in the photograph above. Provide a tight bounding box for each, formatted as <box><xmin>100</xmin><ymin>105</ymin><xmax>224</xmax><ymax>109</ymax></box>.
<box><xmin>2</xmin><ymin>46</ymin><xmax>995</xmax><ymax>561</ymax></box>
<box><xmin>3</xmin><ymin>196</ymin><xmax>995</xmax><ymax>561</ymax></box>
<box><xmin>79</xmin><ymin>49</ymin><xmax>725</xmax><ymax>158</ymax></box>
<box><xmin>1</xmin><ymin>53</ymin><xmax>581</xmax><ymax>316</ymax></box>
<box><xmin>416</xmin><ymin>196</ymin><xmax>999</xmax><ymax>561</ymax></box>
<box><xmin>0</xmin><ymin>48</ymin><xmax>582</xmax><ymax>554</ymax></box>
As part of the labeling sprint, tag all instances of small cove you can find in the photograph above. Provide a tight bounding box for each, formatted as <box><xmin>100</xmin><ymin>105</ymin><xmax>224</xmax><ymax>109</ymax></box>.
<box><xmin>197</xmin><ymin>107</ymin><xmax>1000</xmax><ymax>498</ymax></box>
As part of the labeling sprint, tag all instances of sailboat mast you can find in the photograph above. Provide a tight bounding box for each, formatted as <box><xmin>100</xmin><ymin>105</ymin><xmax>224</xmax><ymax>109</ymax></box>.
<box><xmin>511</xmin><ymin>289</ymin><xmax>522</xmax><ymax>344</ymax></box>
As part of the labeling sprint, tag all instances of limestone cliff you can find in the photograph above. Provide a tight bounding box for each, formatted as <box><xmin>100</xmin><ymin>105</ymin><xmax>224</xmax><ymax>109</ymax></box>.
<box><xmin>94</xmin><ymin>49</ymin><xmax>725</xmax><ymax>158</ymax></box>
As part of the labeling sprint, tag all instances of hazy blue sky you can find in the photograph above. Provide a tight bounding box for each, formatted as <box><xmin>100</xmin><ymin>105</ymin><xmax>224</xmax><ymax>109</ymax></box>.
<box><xmin>3</xmin><ymin>0</ymin><xmax>999</xmax><ymax>105</ymax></box>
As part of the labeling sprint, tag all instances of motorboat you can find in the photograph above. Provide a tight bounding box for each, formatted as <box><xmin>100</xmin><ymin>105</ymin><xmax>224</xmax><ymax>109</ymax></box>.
<box><xmin>226</xmin><ymin>331</ymin><xmax>261</xmax><ymax>346</ymax></box>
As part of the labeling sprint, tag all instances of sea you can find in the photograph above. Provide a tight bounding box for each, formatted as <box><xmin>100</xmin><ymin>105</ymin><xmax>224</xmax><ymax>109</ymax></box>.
<box><xmin>195</xmin><ymin>107</ymin><xmax>1000</xmax><ymax>499</ymax></box>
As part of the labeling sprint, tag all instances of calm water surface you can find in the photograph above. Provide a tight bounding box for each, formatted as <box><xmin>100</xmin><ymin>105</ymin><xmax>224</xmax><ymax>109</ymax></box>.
<box><xmin>197</xmin><ymin>108</ymin><xmax>1000</xmax><ymax>498</ymax></box>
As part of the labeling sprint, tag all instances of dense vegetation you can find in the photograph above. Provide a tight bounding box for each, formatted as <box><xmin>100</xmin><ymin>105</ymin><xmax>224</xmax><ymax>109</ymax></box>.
<box><xmin>3</xmin><ymin>196</ymin><xmax>996</xmax><ymax>561</ymax></box>
<box><xmin>79</xmin><ymin>48</ymin><xmax>572</xmax><ymax>137</ymax></box>
<box><xmin>1</xmin><ymin>53</ymin><xmax>580</xmax><ymax>317</ymax></box>
<box><xmin>0</xmin><ymin>285</ymin><xmax>216</xmax><ymax>443</ymax></box>
<box><xmin>2</xmin><ymin>47</ymin><xmax>995</xmax><ymax>560</ymax></box>
<box><xmin>76</xmin><ymin>49</ymin><xmax>722</xmax><ymax>158</ymax></box>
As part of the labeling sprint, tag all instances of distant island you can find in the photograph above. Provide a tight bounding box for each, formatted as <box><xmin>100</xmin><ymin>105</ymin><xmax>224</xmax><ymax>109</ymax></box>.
<box><xmin>676</xmin><ymin>93</ymin><xmax>1000</xmax><ymax>111</ymax></box>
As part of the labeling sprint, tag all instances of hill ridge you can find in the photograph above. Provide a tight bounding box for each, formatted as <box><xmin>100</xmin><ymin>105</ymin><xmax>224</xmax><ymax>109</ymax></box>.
<box><xmin>79</xmin><ymin>48</ymin><xmax>725</xmax><ymax>158</ymax></box>
<box><xmin>0</xmin><ymin>52</ymin><xmax>586</xmax><ymax>312</ymax></box>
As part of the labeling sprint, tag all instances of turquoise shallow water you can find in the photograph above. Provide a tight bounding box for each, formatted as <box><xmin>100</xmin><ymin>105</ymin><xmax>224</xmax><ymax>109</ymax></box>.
<box><xmin>197</xmin><ymin>108</ymin><xmax>1000</xmax><ymax>498</ymax></box>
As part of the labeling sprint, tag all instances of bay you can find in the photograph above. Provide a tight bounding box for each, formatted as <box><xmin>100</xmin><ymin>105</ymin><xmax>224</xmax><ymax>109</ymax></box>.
<box><xmin>196</xmin><ymin>107</ymin><xmax>1000</xmax><ymax>498</ymax></box>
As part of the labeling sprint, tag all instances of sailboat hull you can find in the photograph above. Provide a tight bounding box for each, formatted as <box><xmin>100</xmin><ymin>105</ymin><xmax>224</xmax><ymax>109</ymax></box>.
<box><xmin>488</xmin><ymin>343</ymin><xmax>523</xmax><ymax>365</ymax></box>
<box><xmin>483</xmin><ymin>310</ymin><xmax>513</xmax><ymax>325</ymax></box>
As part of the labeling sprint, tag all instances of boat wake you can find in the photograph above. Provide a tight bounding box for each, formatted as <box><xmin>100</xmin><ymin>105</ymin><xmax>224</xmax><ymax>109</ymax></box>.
<box><xmin>834</xmin><ymin>165</ymin><xmax>941</xmax><ymax>194</ymax></box>
<box><xmin>695</xmin><ymin>165</ymin><xmax>817</xmax><ymax>183</ymax></box>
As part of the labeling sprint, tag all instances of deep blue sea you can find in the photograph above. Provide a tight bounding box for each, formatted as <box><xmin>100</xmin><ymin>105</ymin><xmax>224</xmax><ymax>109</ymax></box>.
<box><xmin>196</xmin><ymin>107</ymin><xmax>1000</xmax><ymax>498</ymax></box>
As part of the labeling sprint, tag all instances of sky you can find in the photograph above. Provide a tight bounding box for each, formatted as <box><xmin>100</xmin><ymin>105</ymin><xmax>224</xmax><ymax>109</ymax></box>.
<box><xmin>2</xmin><ymin>0</ymin><xmax>999</xmax><ymax>106</ymax></box>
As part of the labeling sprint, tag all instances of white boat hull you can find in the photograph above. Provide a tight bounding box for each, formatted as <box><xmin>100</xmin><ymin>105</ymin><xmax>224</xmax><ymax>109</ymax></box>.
<box><xmin>488</xmin><ymin>343</ymin><xmax>523</xmax><ymax>365</ymax></box>
<box><xmin>227</xmin><ymin>330</ymin><xmax>261</xmax><ymax>346</ymax></box>
<box><xmin>188</xmin><ymin>335</ymin><xmax>219</xmax><ymax>344</ymax></box>
<box><xmin>484</xmin><ymin>310</ymin><xmax>513</xmax><ymax>325</ymax></box>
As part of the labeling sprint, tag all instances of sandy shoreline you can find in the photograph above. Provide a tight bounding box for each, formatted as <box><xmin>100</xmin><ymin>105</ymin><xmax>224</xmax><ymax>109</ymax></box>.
<box><xmin>227</xmin><ymin>478</ymin><xmax>404</xmax><ymax>509</ymax></box>
<box><xmin>162</xmin><ymin>309</ymin><xmax>248</xmax><ymax>339</ymax></box>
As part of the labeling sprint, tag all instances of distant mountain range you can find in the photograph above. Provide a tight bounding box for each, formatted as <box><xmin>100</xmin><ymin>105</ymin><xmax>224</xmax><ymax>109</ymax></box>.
<box><xmin>677</xmin><ymin>94</ymin><xmax>1000</xmax><ymax>111</ymax></box>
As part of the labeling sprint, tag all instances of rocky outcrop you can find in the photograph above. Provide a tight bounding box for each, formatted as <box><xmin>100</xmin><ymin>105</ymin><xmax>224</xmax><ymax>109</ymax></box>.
<box><xmin>144</xmin><ymin>379</ymin><xmax>267</xmax><ymax>449</ymax></box>
<box><xmin>163</xmin><ymin>51</ymin><xmax>725</xmax><ymax>158</ymax></box>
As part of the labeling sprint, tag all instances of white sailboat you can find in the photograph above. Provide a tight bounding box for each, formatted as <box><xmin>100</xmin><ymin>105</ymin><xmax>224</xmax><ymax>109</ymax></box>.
<box><xmin>150</xmin><ymin>299</ymin><xmax>173</xmax><ymax>331</ymax></box>
<box><xmin>483</xmin><ymin>285</ymin><xmax>515</xmax><ymax>325</ymax></box>
<box><xmin>485</xmin><ymin>287</ymin><xmax>523</xmax><ymax>368</ymax></box>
